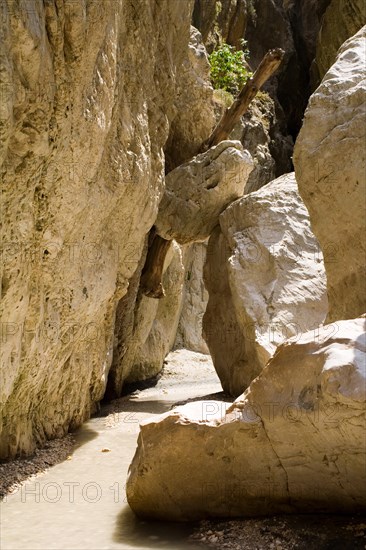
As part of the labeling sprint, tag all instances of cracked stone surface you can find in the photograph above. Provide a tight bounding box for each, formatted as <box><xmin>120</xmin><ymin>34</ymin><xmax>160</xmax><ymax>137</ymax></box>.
<box><xmin>126</xmin><ymin>317</ymin><xmax>366</xmax><ymax>520</ymax></box>
<box><xmin>155</xmin><ymin>140</ymin><xmax>254</xmax><ymax>244</ymax></box>
<box><xmin>203</xmin><ymin>172</ymin><xmax>328</xmax><ymax>396</ymax></box>
<box><xmin>315</xmin><ymin>0</ymin><xmax>366</xmax><ymax>79</ymax></box>
<box><xmin>294</xmin><ymin>26</ymin><xmax>366</xmax><ymax>323</ymax></box>
<box><xmin>0</xmin><ymin>0</ymin><xmax>195</xmax><ymax>458</ymax></box>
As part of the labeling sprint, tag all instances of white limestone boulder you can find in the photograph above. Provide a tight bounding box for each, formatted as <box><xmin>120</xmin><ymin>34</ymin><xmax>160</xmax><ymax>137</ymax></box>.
<box><xmin>294</xmin><ymin>26</ymin><xmax>366</xmax><ymax>322</ymax></box>
<box><xmin>127</xmin><ymin>317</ymin><xmax>366</xmax><ymax>520</ymax></box>
<box><xmin>203</xmin><ymin>173</ymin><xmax>328</xmax><ymax>396</ymax></box>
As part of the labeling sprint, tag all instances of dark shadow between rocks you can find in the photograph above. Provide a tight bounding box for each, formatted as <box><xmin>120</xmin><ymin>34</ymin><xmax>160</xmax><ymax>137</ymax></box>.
<box><xmin>172</xmin><ymin>391</ymin><xmax>233</xmax><ymax>408</ymax></box>
<box><xmin>113</xmin><ymin>505</ymin><xmax>202</xmax><ymax>549</ymax></box>
<box><xmin>0</xmin><ymin>424</ymin><xmax>99</xmax><ymax>500</ymax></box>
<box><xmin>100</xmin><ymin>396</ymin><xmax>176</xmax><ymax>416</ymax></box>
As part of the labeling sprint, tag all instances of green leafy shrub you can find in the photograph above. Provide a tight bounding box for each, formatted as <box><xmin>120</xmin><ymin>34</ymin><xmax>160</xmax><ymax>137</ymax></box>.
<box><xmin>209</xmin><ymin>42</ymin><xmax>252</xmax><ymax>95</ymax></box>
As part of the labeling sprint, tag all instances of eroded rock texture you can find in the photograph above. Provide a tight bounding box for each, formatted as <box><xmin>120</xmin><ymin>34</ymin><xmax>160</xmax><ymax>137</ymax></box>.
<box><xmin>110</xmin><ymin>24</ymin><xmax>217</xmax><ymax>395</ymax></box>
<box><xmin>315</xmin><ymin>0</ymin><xmax>366</xmax><ymax>80</ymax></box>
<box><xmin>155</xmin><ymin>140</ymin><xmax>254</xmax><ymax>244</ymax></box>
<box><xmin>164</xmin><ymin>25</ymin><xmax>216</xmax><ymax>172</ymax></box>
<box><xmin>175</xmin><ymin>242</ymin><xmax>209</xmax><ymax>354</ymax></box>
<box><xmin>192</xmin><ymin>0</ymin><xmax>247</xmax><ymax>53</ymax></box>
<box><xmin>127</xmin><ymin>317</ymin><xmax>366</xmax><ymax>520</ymax></box>
<box><xmin>203</xmin><ymin>173</ymin><xmax>328</xmax><ymax>396</ymax></box>
<box><xmin>294</xmin><ymin>26</ymin><xmax>366</xmax><ymax>323</ymax></box>
<box><xmin>0</xmin><ymin>0</ymin><xmax>195</xmax><ymax>458</ymax></box>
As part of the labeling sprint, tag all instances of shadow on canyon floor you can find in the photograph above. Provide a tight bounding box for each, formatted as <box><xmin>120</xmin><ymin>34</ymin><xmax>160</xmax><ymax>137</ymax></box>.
<box><xmin>0</xmin><ymin>425</ymin><xmax>99</xmax><ymax>499</ymax></box>
<box><xmin>191</xmin><ymin>513</ymin><xmax>366</xmax><ymax>549</ymax></box>
<box><xmin>113</xmin><ymin>505</ymin><xmax>201</xmax><ymax>549</ymax></box>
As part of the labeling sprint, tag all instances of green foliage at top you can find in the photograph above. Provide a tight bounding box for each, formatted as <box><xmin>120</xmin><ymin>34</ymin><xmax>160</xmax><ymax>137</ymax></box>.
<box><xmin>209</xmin><ymin>41</ymin><xmax>252</xmax><ymax>95</ymax></box>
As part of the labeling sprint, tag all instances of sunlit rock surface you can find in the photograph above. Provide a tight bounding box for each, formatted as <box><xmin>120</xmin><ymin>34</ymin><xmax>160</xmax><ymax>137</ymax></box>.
<box><xmin>295</xmin><ymin>26</ymin><xmax>366</xmax><ymax>323</ymax></box>
<box><xmin>155</xmin><ymin>140</ymin><xmax>254</xmax><ymax>244</ymax></box>
<box><xmin>127</xmin><ymin>317</ymin><xmax>366</xmax><ymax>520</ymax></box>
<box><xmin>203</xmin><ymin>173</ymin><xmax>328</xmax><ymax>396</ymax></box>
<box><xmin>0</xmin><ymin>0</ymin><xmax>195</xmax><ymax>458</ymax></box>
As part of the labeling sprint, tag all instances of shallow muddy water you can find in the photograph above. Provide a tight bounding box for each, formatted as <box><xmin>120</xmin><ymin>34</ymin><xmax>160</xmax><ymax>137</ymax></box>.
<box><xmin>0</xmin><ymin>351</ymin><xmax>223</xmax><ymax>550</ymax></box>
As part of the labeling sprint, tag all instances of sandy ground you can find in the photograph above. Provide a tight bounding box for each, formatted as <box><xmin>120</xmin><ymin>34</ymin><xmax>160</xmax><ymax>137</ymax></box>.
<box><xmin>1</xmin><ymin>349</ymin><xmax>365</xmax><ymax>550</ymax></box>
<box><xmin>0</xmin><ymin>350</ymin><xmax>222</xmax><ymax>550</ymax></box>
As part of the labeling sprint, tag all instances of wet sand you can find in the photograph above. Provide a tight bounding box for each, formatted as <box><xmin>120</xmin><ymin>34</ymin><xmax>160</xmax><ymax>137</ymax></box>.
<box><xmin>0</xmin><ymin>350</ymin><xmax>222</xmax><ymax>550</ymax></box>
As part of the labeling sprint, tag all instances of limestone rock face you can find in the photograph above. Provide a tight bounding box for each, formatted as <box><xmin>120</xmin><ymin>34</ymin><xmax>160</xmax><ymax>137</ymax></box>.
<box><xmin>125</xmin><ymin>243</ymin><xmax>185</xmax><ymax>384</ymax></box>
<box><xmin>232</xmin><ymin>93</ymin><xmax>293</xmax><ymax>194</ymax></box>
<box><xmin>164</xmin><ymin>26</ymin><xmax>216</xmax><ymax>171</ymax></box>
<box><xmin>109</xmin><ymin>23</ymin><xmax>217</xmax><ymax>397</ymax></box>
<box><xmin>0</xmin><ymin>0</ymin><xmax>195</xmax><ymax>458</ymax></box>
<box><xmin>107</xmin><ymin>241</ymin><xmax>185</xmax><ymax>392</ymax></box>
<box><xmin>175</xmin><ymin>242</ymin><xmax>209</xmax><ymax>354</ymax></box>
<box><xmin>315</xmin><ymin>0</ymin><xmax>366</xmax><ymax>80</ymax></box>
<box><xmin>294</xmin><ymin>27</ymin><xmax>366</xmax><ymax>323</ymax></box>
<box><xmin>155</xmin><ymin>140</ymin><xmax>254</xmax><ymax>244</ymax></box>
<box><xmin>192</xmin><ymin>0</ymin><xmax>247</xmax><ymax>53</ymax></box>
<box><xmin>127</xmin><ymin>317</ymin><xmax>366</xmax><ymax>520</ymax></box>
<box><xmin>203</xmin><ymin>226</ymin><xmax>251</xmax><ymax>395</ymax></box>
<box><xmin>203</xmin><ymin>173</ymin><xmax>328</xmax><ymax>396</ymax></box>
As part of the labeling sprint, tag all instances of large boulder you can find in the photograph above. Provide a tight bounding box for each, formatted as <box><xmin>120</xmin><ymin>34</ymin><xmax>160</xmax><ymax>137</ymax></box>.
<box><xmin>155</xmin><ymin>140</ymin><xmax>254</xmax><ymax>244</ymax></box>
<box><xmin>294</xmin><ymin>26</ymin><xmax>366</xmax><ymax>323</ymax></box>
<box><xmin>203</xmin><ymin>172</ymin><xmax>328</xmax><ymax>396</ymax></box>
<box><xmin>0</xmin><ymin>0</ymin><xmax>196</xmax><ymax>458</ymax></box>
<box><xmin>127</xmin><ymin>317</ymin><xmax>366</xmax><ymax>520</ymax></box>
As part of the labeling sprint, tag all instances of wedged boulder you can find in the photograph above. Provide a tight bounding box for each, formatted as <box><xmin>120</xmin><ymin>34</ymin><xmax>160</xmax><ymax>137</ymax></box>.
<box><xmin>155</xmin><ymin>140</ymin><xmax>254</xmax><ymax>244</ymax></box>
<box><xmin>127</xmin><ymin>317</ymin><xmax>366</xmax><ymax>520</ymax></box>
<box><xmin>203</xmin><ymin>172</ymin><xmax>328</xmax><ymax>396</ymax></box>
<box><xmin>294</xmin><ymin>26</ymin><xmax>366</xmax><ymax>323</ymax></box>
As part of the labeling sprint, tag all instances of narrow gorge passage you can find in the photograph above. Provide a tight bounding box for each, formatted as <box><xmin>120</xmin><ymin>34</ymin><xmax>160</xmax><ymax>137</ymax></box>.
<box><xmin>0</xmin><ymin>351</ymin><xmax>224</xmax><ymax>550</ymax></box>
<box><xmin>1</xmin><ymin>0</ymin><xmax>365</xmax><ymax>548</ymax></box>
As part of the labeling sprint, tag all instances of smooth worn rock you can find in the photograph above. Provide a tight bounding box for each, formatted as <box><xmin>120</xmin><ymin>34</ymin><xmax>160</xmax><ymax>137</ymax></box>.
<box><xmin>203</xmin><ymin>173</ymin><xmax>328</xmax><ymax>396</ymax></box>
<box><xmin>294</xmin><ymin>26</ymin><xmax>366</xmax><ymax>323</ymax></box>
<box><xmin>203</xmin><ymin>226</ymin><xmax>251</xmax><ymax>395</ymax></box>
<box><xmin>155</xmin><ymin>140</ymin><xmax>254</xmax><ymax>244</ymax></box>
<box><xmin>107</xmin><ymin>240</ymin><xmax>185</xmax><ymax>392</ymax></box>
<box><xmin>0</xmin><ymin>0</ymin><xmax>195</xmax><ymax>458</ymax></box>
<box><xmin>127</xmin><ymin>317</ymin><xmax>366</xmax><ymax>520</ymax></box>
<box><xmin>125</xmin><ymin>242</ymin><xmax>185</xmax><ymax>384</ymax></box>
<box><xmin>175</xmin><ymin>242</ymin><xmax>209</xmax><ymax>354</ymax></box>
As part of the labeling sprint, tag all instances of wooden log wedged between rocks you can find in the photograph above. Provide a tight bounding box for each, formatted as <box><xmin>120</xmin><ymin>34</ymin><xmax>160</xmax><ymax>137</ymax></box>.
<box><xmin>141</xmin><ymin>48</ymin><xmax>285</xmax><ymax>299</ymax></box>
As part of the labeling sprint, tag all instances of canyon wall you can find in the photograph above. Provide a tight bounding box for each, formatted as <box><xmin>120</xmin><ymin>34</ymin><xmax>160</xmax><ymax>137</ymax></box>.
<box><xmin>0</xmin><ymin>0</ymin><xmax>196</xmax><ymax>458</ymax></box>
